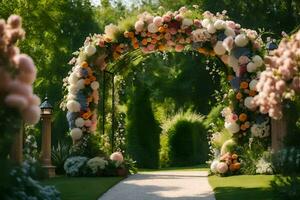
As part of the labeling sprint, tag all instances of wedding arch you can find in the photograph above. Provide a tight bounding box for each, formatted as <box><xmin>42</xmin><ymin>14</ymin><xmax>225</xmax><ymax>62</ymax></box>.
<box><xmin>62</xmin><ymin>8</ymin><xmax>271</xmax><ymax>154</ymax></box>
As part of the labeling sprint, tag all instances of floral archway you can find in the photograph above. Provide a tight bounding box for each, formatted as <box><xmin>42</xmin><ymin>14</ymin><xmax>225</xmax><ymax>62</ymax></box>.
<box><xmin>62</xmin><ymin>7</ymin><xmax>271</xmax><ymax>173</ymax></box>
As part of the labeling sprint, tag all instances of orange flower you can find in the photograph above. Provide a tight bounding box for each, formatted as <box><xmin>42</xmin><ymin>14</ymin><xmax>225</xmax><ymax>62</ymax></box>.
<box><xmin>198</xmin><ymin>48</ymin><xmax>209</xmax><ymax>55</ymax></box>
<box><xmin>128</xmin><ymin>32</ymin><xmax>134</xmax><ymax>39</ymax></box>
<box><xmin>209</xmin><ymin>50</ymin><xmax>216</xmax><ymax>56</ymax></box>
<box><xmin>141</xmin><ymin>39</ymin><xmax>148</xmax><ymax>46</ymax></box>
<box><xmin>240</xmin><ymin>81</ymin><xmax>249</xmax><ymax>89</ymax></box>
<box><xmin>82</xmin><ymin>111</ymin><xmax>92</xmax><ymax>120</ymax></box>
<box><xmin>236</xmin><ymin>92</ymin><xmax>243</xmax><ymax>100</ymax></box>
<box><xmin>229</xmin><ymin>164</ymin><xmax>236</xmax><ymax>172</ymax></box>
<box><xmin>158</xmin><ymin>45</ymin><xmax>166</xmax><ymax>51</ymax></box>
<box><xmin>158</xmin><ymin>26</ymin><xmax>165</xmax><ymax>33</ymax></box>
<box><xmin>90</xmin><ymin>76</ymin><xmax>96</xmax><ymax>82</ymax></box>
<box><xmin>151</xmin><ymin>39</ymin><xmax>157</xmax><ymax>44</ymax></box>
<box><xmin>233</xmin><ymin>162</ymin><xmax>241</xmax><ymax>170</ymax></box>
<box><xmin>84</xmin><ymin>79</ymin><xmax>91</xmax><ymax>85</ymax></box>
<box><xmin>241</xmin><ymin>124</ymin><xmax>247</xmax><ymax>131</ymax></box>
<box><xmin>133</xmin><ymin>42</ymin><xmax>139</xmax><ymax>49</ymax></box>
<box><xmin>81</xmin><ymin>61</ymin><xmax>89</xmax><ymax>68</ymax></box>
<box><xmin>104</xmin><ymin>37</ymin><xmax>112</xmax><ymax>43</ymax></box>
<box><xmin>249</xmin><ymin>90</ymin><xmax>256</xmax><ymax>97</ymax></box>
<box><xmin>239</xmin><ymin>113</ymin><xmax>247</xmax><ymax>122</ymax></box>
<box><xmin>131</xmin><ymin>37</ymin><xmax>138</xmax><ymax>43</ymax></box>
<box><xmin>232</xmin><ymin>154</ymin><xmax>238</xmax><ymax>160</ymax></box>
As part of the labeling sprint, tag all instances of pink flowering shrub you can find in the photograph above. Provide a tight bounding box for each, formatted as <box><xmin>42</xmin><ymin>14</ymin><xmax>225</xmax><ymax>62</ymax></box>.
<box><xmin>254</xmin><ymin>30</ymin><xmax>300</xmax><ymax>119</ymax></box>
<box><xmin>0</xmin><ymin>15</ymin><xmax>40</xmax><ymax>125</ymax></box>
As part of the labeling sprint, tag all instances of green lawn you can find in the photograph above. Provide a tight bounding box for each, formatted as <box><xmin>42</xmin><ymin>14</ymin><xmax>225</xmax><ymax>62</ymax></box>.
<box><xmin>209</xmin><ymin>175</ymin><xmax>275</xmax><ymax>200</ymax></box>
<box><xmin>43</xmin><ymin>176</ymin><xmax>124</xmax><ymax>200</ymax></box>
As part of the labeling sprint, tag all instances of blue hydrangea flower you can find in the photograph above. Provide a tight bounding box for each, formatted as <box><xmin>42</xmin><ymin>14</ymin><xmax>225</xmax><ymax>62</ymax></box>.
<box><xmin>81</xmin><ymin>68</ymin><xmax>89</xmax><ymax>78</ymax></box>
<box><xmin>67</xmin><ymin>112</ymin><xmax>79</xmax><ymax>129</ymax></box>
<box><xmin>230</xmin><ymin>77</ymin><xmax>240</xmax><ymax>90</ymax></box>
<box><xmin>231</xmin><ymin>47</ymin><xmax>251</xmax><ymax>58</ymax></box>
<box><xmin>76</xmin><ymin>91</ymin><xmax>88</xmax><ymax>111</ymax></box>
<box><xmin>217</xmin><ymin>32</ymin><xmax>227</xmax><ymax>41</ymax></box>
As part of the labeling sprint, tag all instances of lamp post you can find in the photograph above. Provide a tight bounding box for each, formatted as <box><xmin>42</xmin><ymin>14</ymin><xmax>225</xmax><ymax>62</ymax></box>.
<box><xmin>40</xmin><ymin>96</ymin><xmax>56</xmax><ymax>177</ymax></box>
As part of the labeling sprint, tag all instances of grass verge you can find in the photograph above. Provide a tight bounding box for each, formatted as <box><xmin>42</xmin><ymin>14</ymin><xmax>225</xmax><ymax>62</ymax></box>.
<box><xmin>209</xmin><ymin>175</ymin><xmax>275</xmax><ymax>200</ymax></box>
<box><xmin>139</xmin><ymin>164</ymin><xmax>208</xmax><ymax>172</ymax></box>
<box><xmin>43</xmin><ymin>176</ymin><xmax>124</xmax><ymax>200</ymax></box>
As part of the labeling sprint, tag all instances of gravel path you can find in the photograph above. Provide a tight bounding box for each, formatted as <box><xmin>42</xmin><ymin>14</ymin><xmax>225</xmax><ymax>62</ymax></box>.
<box><xmin>98</xmin><ymin>171</ymin><xmax>215</xmax><ymax>200</ymax></box>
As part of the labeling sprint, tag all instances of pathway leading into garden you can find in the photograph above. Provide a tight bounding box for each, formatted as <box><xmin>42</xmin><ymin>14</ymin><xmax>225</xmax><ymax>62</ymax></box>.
<box><xmin>98</xmin><ymin>170</ymin><xmax>215</xmax><ymax>200</ymax></box>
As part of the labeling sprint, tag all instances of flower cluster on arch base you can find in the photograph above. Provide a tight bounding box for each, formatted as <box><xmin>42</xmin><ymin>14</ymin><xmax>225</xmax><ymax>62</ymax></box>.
<box><xmin>62</xmin><ymin>7</ymin><xmax>272</xmax><ymax>173</ymax></box>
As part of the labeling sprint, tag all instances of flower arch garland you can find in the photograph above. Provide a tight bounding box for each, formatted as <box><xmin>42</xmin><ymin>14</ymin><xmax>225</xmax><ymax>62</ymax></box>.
<box><xmin>62</xmin><ymin>8</ymin><xmax>270</xmax><ymax>151</ymax></box>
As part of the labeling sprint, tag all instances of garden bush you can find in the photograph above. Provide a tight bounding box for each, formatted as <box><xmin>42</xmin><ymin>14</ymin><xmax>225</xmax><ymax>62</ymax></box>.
<box><xmin>51</xmin><ymin>142</ymin><xmax>72</xmax><ymax>175</ymax></box>
<box><xmin>64</xmin><ymin>156</ymin><xmax>89</xmax><ymax>177</ymax></box>
<box><xmin>0</xmin><ymin>160</ymin><xmax>60</xmax><ymax>200</ymax></box>
<box><xmin>160</xmin><ymin>111</ymin><xmax>208</xmax><ymax>167</ymax></box>
<box><xmin>126</xmin><ymin>81</ymin><xmax>161</xmax><ymax>169</ymax></box>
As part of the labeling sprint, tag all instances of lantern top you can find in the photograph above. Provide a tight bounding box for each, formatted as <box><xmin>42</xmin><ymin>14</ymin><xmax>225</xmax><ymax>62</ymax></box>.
<box><xmin>40</xmin><ymin>96</ymin><xmax>53</xmax><ymax>110</ymax></box>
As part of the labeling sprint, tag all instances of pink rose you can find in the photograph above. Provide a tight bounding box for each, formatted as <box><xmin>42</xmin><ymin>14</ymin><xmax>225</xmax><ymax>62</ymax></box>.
<box><xmin>175</xmin><ymin>44</ymin><xmax>184</xmax><ymax>52</ymax></box>
<box><xmin>217</xmin><ymin>162</ymin><xmax>228</xmax><ymax>174</ymax></box>
<box><xmin>110</xmin><ymin>152</ymin><xmax>124</xmax><ymax>163</ymax></box>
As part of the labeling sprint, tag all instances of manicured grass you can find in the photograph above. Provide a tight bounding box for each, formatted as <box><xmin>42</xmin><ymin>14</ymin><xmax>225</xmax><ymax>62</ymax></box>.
<box><xmin>209</xmin><ymin>175</ymin><xmax>275</xmax><ymax>200</ymax></box>
<box><xmin>139</xmin><ymin>164</ymin><xmax>209</xmax><ymax>172</ymax></box>
<box><xmin>43</xmin><ymin>176</ymin><xmax>124</xmax><ymax>200</ymax></box>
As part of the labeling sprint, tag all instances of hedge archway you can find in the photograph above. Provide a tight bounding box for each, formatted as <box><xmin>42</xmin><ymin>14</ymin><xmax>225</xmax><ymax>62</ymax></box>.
<box><xmin>62</xmin><ymin>8</ymin><xmax>270</xmax><ymax>160</ymax></box>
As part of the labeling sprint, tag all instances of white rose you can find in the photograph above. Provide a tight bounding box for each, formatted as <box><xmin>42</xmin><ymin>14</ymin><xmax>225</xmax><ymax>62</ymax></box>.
<box><xmin>249</xmin><ymin>79</ymin><xmax>258</xmax><ymax>91</ymax></box>
<box><xmin>225</xmin><ymin>121</ymin><xmax>240</xmax><ymax>134</ymax></box>
<box><xmin>147</xmin><ymin>23</ymin><xmax>158</xmax><ymax>33</ymax></box>
<box><xmin>134</xmin><ymin>20</ymin><xmax>144</xmax><ymax>32</ymax></box>
<box><xmin>235</xmin><ymin>34</ymin><xmax>249</xmax><ymax>47</ymax></box>
<box><xmin>67</xmin><ymin>94</ymin><xmax>76</xmax><ymax>100</ymax></box>
<box><xmin>214</xmin><ymin>41</ymin><xmax>226</xmax><ymax>55</ymax></box>
<box><xmin>201</xmin><ymin>18</ymin><xmax>210</xmax><ymax>28</ymax></box>
<box><xmin>74</xmin><ymin>65</ymin><xmax>82</xmax><ymax>78</ymax></box>
<box><xmin>207</xmin><ymin>23</ymin><xmax>216</xmax><ymax>34</ymax></box>
<box><xmin>214</xmin><ymin>19</ymin><xmax>226</xmax><ymax>30</ymax></box>
<box><xmin>66</xmin><ymin>100</ymin><xmax>81</xmax><ymax>112</ymax></box>
<box><xmin>68</xmin><ymin>73</ymin><xmax>78</xmax><ymax>85</ymax></box>
<box><xmin>153</xmin><ymin>16</ymin><xmax>163</xmax><ymax>27</ymax></box>
<box><xmin>91</xmin><ymin>81</ymin><xmax>99</xmax><ymax>90</ymax></box>
<box><xmin>84</xmin><ymin>45</ymin><xmax>97</xmax><ymax>57</ymax></box>
<box><xmin>76</xmin><ymin>79</ymin><xmax>85</xmax><ymax>90</ymax></box>
<box><xmin>68</xmin><ymin>85</ymin><xmax>78</xmax><ymax>95</ymax></box>
<box><xmin>252</xmin><ymin>55</ymin><xmax>263</xmax><ymax>67</ymax></box>
<box><xmin>244</xmin><ymin>97</ymin><xmax>256</xmax><ymax>110</ymax></box>
<box><xmin>224</xmin><ymin>28</ymin><xmax>236</xmax><ymax>37</ymax></box>
<box><xmin>75</xmin><ymin>117</ymin><xmax>85</xmax><ymax>127</ymax></box>
<box><xmin>70</xmin><ymin>128</ymin><xmax>83</xmax><ymax>141</ymax></box>
<box><xmin>210</xmin><ymin>160</ymin><xmax>220</xmax><ymax>173</ymax></box>
<box><xmin>246</xmin><ymin>62</ymin><xmax>257</xmax><ymax>73</ymax></box>
<box><xmin>181</xmin><ymin>18</ymin><xmax>193</xmax><ymax>29</ymax></box>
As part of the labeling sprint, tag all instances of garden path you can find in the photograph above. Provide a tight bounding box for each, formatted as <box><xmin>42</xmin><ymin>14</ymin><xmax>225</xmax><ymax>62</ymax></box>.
<box><xmin>98</xmin><ymin>170</ymin><xmax>215</xmax><ymax>200</ymax></box>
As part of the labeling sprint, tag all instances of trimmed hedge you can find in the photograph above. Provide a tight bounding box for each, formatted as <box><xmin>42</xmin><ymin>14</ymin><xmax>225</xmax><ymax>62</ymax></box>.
<box><xmin>126</xmin><ymin>81</ymin><xmax>160</xmax><ymax>169</ymax></box>
<box><xmin>160</xmin><ymin>112</ymin><xmax>209</xmax><ymax>167</ymax></box>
